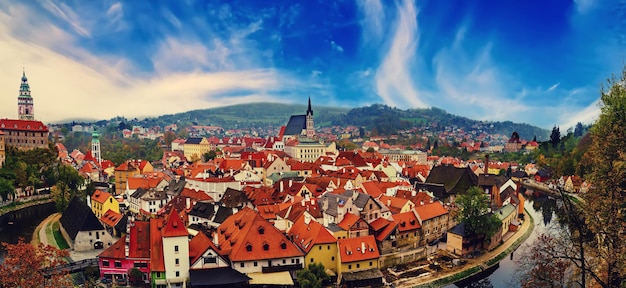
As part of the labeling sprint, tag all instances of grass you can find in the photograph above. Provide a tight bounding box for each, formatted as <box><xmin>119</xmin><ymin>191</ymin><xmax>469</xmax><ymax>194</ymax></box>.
<box><xmin>52</xmin><ymin>221</ymin><xmax>70</xmax><ymax>250</ymax></box>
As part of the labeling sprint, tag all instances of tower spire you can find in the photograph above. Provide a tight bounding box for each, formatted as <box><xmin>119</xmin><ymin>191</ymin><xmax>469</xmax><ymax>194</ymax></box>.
<box><xmin>18</xmin><ymin>68</ymin><xmax>34</xmax><ymax>120</ymax></box>
<box><xmin>307</xmin><ymin>96</ymin><xmax>313</xmax><ymax>116</ymax></box>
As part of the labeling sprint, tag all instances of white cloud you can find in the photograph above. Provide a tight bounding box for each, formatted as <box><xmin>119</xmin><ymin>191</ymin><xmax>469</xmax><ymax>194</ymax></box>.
<box><xmin>374</xmin><ymin>0</ymin><xmax>427</xmax><ymax>108</ymax></box>
<box><xmin>574</xmin><ymin>0</ymin><xmax>595</xmax><ymax>14</ymax></box>
<box><xmin>558</xmin><ymin>99</ymin><xmax>600</xmax><ymax>129</ymax></box>
<box><xmin>547</xmin><ymin>82</ymin><xmax>560</xmax><ymax>92</ymax></box>
<box><xmin>330</xmin><ymin>40</ymin><xmax>344</xmax><ymax>53</ymax></box>
<box><xmin>0</xmin><ymin>2</ymin><xmax>311</xmax><ymax>123</ymax></box>
<box><xmin>357</xmin><ymin>0</ymin><xmax>384</xmax><ymax>45</ymax></box>
<box><xmin>40</xmin><ymin>0</ymin><xmax>91</xmax><ymax>37</ymax></box>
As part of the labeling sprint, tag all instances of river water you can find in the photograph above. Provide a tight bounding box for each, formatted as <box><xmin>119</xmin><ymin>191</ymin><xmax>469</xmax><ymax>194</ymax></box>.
<box><xmin>0</xmin><ymin>202</ymin><xmax>57</xmax><ymax>262</ymax></box>
<box><xmin>445</xmin><ymin>191</ymin><xmax>558</xmax><ymax>288</ymax></box>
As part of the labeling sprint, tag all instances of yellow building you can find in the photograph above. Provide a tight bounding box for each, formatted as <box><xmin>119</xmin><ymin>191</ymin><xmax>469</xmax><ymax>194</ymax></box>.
<box><xmin>337</xmin><ymin>235</ymin><xmax>383</xmax><ymax>287</ymax></box>
<box><xmin>113</xmin><ymin>159</ymin><xmax>153</xmax><ymax>195</ymax></box>
<box><xmin>90</xmin><ymin>190</ymin><xmax>119</xmax><ymax>218</ymax></box>
<box><xmin>288</xmin><ymin>214</ymin><xmax>338</xmax><ymax>273</ymax></box>
<box><xmin>182</xmin><ymin>137</ymin><xmax>213</xmax><ymax>162</ymax></box>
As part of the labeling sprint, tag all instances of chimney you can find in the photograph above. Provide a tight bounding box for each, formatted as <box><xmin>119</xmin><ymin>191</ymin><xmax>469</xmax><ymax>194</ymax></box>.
<box><xmin>304</xmin><ymin>213</ymin><xmax>312</xmax><ymax>225</ymax></box>
<box><xmin>387</xmin><ymin>199</ymin><xmax>391</xmax><ymax>207</ymax></box>
<box><xmin>420</xmin><ymin>200</ymin><xmax>424</xmax><ymax>206</ymax></box>
<box><xmin>485</xmin><ymin>154</ymin><xmax>490</xmax><ymax>175</ymax></box>
<box><xmin>186</xmin><ymin>197</ymin><xmax>191</xmax><ymax>210</ymax></box>
<box><xmin>361</xmin><ymin>242</ymin><xmax>366</xmax><ymax>254</ymax></box>
<box><xmin>213</xmin><ymin>232</ymin><xmax>220</xmax><ymax>248</ymax></box>
<box><xmin>411</xmin><ymin>190</ymin><xmax>416</xmax><ymax>197</ymax></box>
<box><xmin>289</xmin><ymin>179</ymin><xmax>293</xmax><ymax>187</ymax></box>
<box><xmin>280</xmin><ymin>181</ymin><xmax>284</xmax><ymax>192</ymax></box>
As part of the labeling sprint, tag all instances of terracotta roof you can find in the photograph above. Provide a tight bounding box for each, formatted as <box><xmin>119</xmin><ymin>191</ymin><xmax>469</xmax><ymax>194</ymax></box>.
<box><xmin>393</xmin><ymin>211</ymin><xmax>421</xmax><ymax>232</ymax></box>
<box><xmin>337</xmin><ymin>213</ymin><xmax>362</xmax><ymax>231</ymax></box>
<box><xmin>287</xmin><ymin>214</ymin><xmax>336</xmax><ymax>253</ymax></box>
<box><xmin>161</xmin><ymin>208</ymin><xmax>188</xmax><ymax>237</ymax></box>
<box><xmin>91</xmin><ymin>190</ymin><xmax>112</xmax><ymax>204</ymax></box>
<box><xmin>150</xmin><ymin>218</ymin><xmax>165</xmax><ymax>271</ymax></box>
<box><xmin>100</xmin><ymin>209</ymin><xmax>123</xmax><ymax>227</ymax></box>
<box><xmin>189</xmin><ymin>232</ymin><xmax>223</xmax><ymax>264</ymax></box>
<box><xmin>216</xmin><ymin>207</ymin><xmax>303</xmax><ymax>262</ymax></box>
<box><xmin>98</xmin><ymin>235</ymin><xmax>126</xmax><ymax>259</ymax></box>
<box><xmin>129</xmin><ymin>221</ymin><xmax>151</xmax><ymax>258</ymax></box>
<box><xmin>337</xmin><ymin>235</ymin><xmax>379</xmax><ymax>263</ymax></box>
<box><xmin>361</xmin><ymin>181</ymin><xmax>383</xmax><ymax>198</ymax></box>
<box><xmin>413</xmin><ymin>202</ymin><xmax>448</xmax><ymax>222</ymax></box>
<box><xmin>0</xmin><ymin>119</ymin><xmax>48</xmax><ymax>132</ymax></box>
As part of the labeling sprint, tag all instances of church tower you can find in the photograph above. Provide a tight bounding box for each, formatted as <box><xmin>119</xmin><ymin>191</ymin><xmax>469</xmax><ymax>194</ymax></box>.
<box><xmin>305</xmin><ymin>97</ymin><xmax>315</xmax><ymax>138</ymax></box>
<box><xmin>91</xmin><ymin>130</ymin><xmax>102</xmax><ymax>164</ymax></box>
<box><xmin>18</xmin><ymin>69</ymin><xmax>34</xmax><ymax>120</ymax></box>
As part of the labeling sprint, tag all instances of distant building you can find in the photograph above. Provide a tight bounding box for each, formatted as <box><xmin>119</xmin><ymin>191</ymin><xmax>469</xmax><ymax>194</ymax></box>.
<box><xmin>0</xmin><ymin>131</ymin><xmax>4</xmax><ymax>168</ymax></box>
<box><xmin>282</xmin><ymin>97</ymin><xmax>315</xmax><ymax>141</ymax></box>
<box><xmin>504</xmin><ymin>132</ymin><xmax>522</xmax><ymax>153</ymax></box>
<box><xmin>0</xmin><ymin>70</ymin><xmax>49</xmax><ymax>150</ymax></box>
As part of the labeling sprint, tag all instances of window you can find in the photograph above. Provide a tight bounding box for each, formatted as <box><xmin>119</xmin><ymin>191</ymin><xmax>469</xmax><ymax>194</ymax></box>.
<box><xmin>283</xmin><ymin>259</ymin><xmax>286</xmax><ymax>264</ymax></box>
<box><xmin>310</xmin><ymin>258</ymin><xmax>314</xmax><ymax>263</ymax></box>
<box><xmin>348</xmin><ymin>264</ymin><xmax>352</xmax><ymax>269</ymax></box>
<box><xmin>174</xmin><ymin>245</ymin><xmax>179</xmax><ymax>253</ymax></box>
<box><xmin>319</xmin><ymin>246</ymin><xmax>322</xmax><ymax>250</ymax></box>
<box><xmin>134</xmin><ymin>262</ymin><xmax>148</xmax><ymax>268</ymax></box>
<box><xmin>357</xmin><ymin>263</ymin><xmax>360</xmax><ymax>268</ymax></box>
<box><xmin>281</xmin><ymin>242</ymin><xmax>287</xmax><ymax>249</ymax></box>
<box><xmin>114</xmin><ymin>261</ymin><xmax>122</xmax><ymax>268</ymax></box>
<box><xmin>254</xmin><ymin>261</ymin><xmax>258</xmax><ymax>267</ymax></box>
<box><xmin>204</xmin><ymin>257</ymin><xmax>217</xmax><ymax>264</ymax></box>
<box><xmin>331</xmin><ymin>256</ymin><xmax>335</xmax><ymax>261</ymax></box>
<box><xmin>175</xmin><ymin>258</ymin><xmax>179</xmax><ymax>265</ymax></box>
<box><xmin>102</xmin><ymin>260</ymin><xmax>110</xmax><ymax>267</ymax></box>
<box><xmin>263</xmin><ymin>243</ymin><xmax>269</xmax><ymax>251</ymax></box>
<box><xmin>246</xmin><ymin>244</ymin><xmax>252</xmax><ymax>252</ymax></box>
<box><xmin>175</xmin><ymin>271</ymin><xmax>180</xmax><ymax>277</ymax></box>
<box><xmin>370</xmin><ymin>261</ymin><xmax>373</xmax><ymax>266</ymax></box>
<box><xmin>240</xmin><ymin>263</ymin><xmax>245</xmax><ymax>268</ymax></box>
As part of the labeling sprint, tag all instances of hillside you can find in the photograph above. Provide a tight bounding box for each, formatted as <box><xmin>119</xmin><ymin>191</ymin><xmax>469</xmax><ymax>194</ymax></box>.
<box><xmin>127</xmin><ymin>102</ymin><xmax>548</xmax><ymax>141</ymax></box>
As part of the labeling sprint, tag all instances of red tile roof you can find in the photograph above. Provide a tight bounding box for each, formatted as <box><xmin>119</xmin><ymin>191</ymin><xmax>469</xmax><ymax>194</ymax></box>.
<box><xmin>150</xmin><ymin>218</ymin><xmax>165</xmax><ymax>271</ymax></box>
<box><xmin>413</xmin><ymin>202</ymin><xmax>448</xmax><ymax>221</ymax></box>
<box><xmin>287</xmin><ymin>214</ymin><xmax>336</xmax><ymax>253</ymax></box>
<box><xmin>216</xmin><ymin>207</ymin><xmax>303</xmax><ymax>262</ymax></box>
<box><xmin>91</xmin><ymin>190</ymin><xmax>112</xmax><ymax>204</ymax></box>
<box><xmin>189</xmin><ymin>232</ymin><xmax>222</xmax><ymax>264</ymax></box>
<box><xmin>98</xmin><ymin>235</ymin><xmax>126</xmax><ymax>259</ymax></box>
<box><xmin>337</xmin><ymin>235</ymin><xmax>379</xmax><ymax>263</ymax></box>
<box><xmin>129</xmin><ymin>221</ymin><xmax>151</xmax><ymax>258</ymax></box>
<box><xmin>393</xmin><ymin>211</ymin><xmax>421</xmax><ymax>232</ymax></box>
<box><xmin>161</xmin><ymin>208</ymin><xmax>188</xmax><ymax>237</ymax></box>
<box><xmin>0</xmin><ymin>119</ymin><xmax>48</xmax><ymax>132</ymax></box>
<box><xmin>100</xmin><ymin>209</ymin><xmax>123</xmax><ymax>227</ymax></box>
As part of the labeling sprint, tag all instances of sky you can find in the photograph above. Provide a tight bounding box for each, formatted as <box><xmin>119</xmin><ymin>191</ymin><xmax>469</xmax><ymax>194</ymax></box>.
<box><xmin>0</xmin><ymin>0</ymin><xmax>624</xmax><ymax>130</ymax></box>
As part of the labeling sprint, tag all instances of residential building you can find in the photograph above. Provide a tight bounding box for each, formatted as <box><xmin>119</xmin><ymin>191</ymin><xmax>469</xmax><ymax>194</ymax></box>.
<box><xmin>98</xmin><ymin>221</ymin><xmax>151</xmax><ymax>284</ymax></box>
<box><xmin>59</xmin><ymin>197</ymin><xmax>113</xmax><ymax>252</ymax></box>
<box><xmin>288</xmin><ymin>213</ymin><xmax>338</xmax><ymax>273</ymax></box>
<box><xmin>0</xmin><ymin>131</ymin><xmax>4</xmax><ymax>168</ymax></box>
<box><xmin>215</xmin><ymin>207</ymin><xmax>304</xmax><ymax>285</ymax></box>
<box><xmin>0</xmin><ymin>119</ymin><xmax>49</xmax><ymax>150</ymax></box>
<box><xmin>336</xmin><ymin>235</ymin><xmax>383</xmax><ymax>287</ymax></box>
<box><xmin>90</xmin><ymin>190</ymin><xmax>119</xmax><ymax>218</ymax></box>
<box><xmin>414</xmin><ymin>201</ymin><xmax>449</xmax><ymax>245</ymax></box>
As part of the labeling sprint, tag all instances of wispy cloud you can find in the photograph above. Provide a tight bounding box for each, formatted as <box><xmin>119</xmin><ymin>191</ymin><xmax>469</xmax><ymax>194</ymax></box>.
<box><xmin>547</xmin><ymin>82</ymin><xmax>560</xmax><ymax>92</ymax></box>
<box><xmin>357</xmin><ymin>0</ymin><xmax>384</xmax><ymax>45</ymax></box>
<box><xmin>374</xmin><ymin>0</ymin><xmax>427</xmax><ymax>108</ymax></box>
<box><xmin>40</xmin><ymin>0</ymin><xmax>91</xmax><ymax>37</ymax></box>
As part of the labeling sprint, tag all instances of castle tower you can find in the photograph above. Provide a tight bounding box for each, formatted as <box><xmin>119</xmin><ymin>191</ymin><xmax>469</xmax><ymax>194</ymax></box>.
<box><xmin>305</xmin><ymin>97</ymin><xmax>315</xmax><ymax>138</ymax></box>
<box><xmin>18</xmin><ymin>69</ymin><xmax>35</xmax><ymax>120</ymax></box>
<box><xmin>91</xmin><ymin>130</ymin><xmax>102</xmax><ymax>164</ymax></box>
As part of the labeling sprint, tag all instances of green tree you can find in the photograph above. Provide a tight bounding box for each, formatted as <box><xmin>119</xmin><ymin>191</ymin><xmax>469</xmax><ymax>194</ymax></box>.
<box><xmin>203</xmin><ymin>150</ymin><xmax>218</xmax><ymax>162</ymax></box>
<box><xmin>550</xmin><ymin>126</ymin><xmax>561</xmax><ymax>149</ymax></box>
<box><xmin>296</xmin><ymin>263</ymin><xmax>329</xmax><ymax>288</ymax></box>
<box><xmin>579</xmin><ymin>68</ymin><xmax>626</xmax><ymax>287</ymax></box>
<box><xmin>0</xmin><ymin>178</ymin><xmax>15</xmax><ymax>201</ymax></box>
<box><xmin>51</xmin><ymin>163</ymin><xmax>85</xmax><ymax>212</ymax></box>
<box><xmin>455</xmin><ymin>186</ymin><xmax>502</xmax><ymax>239</ymax></box>
<box><xmin>128</xmin><ymin>267</ymin><xmax>144</xmax><ymax>286</ymax></box>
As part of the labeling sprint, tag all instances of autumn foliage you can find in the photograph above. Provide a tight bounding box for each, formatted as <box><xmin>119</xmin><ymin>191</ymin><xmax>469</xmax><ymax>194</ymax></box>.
<box><xmin>0</xmin><ymin>238</ymin><xmax>73</xmax><ymax>287</ymax></box>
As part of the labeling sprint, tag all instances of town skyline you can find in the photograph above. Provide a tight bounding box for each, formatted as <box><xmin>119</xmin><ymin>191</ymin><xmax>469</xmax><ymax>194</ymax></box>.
<box><xmin>0</xmin><ymin>0</ymin><xmax>623</xmax><ymax>129</ymax></box>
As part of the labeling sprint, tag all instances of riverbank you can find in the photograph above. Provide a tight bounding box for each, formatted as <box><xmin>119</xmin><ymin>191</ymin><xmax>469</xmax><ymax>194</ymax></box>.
<box><xmin>0</xmin><ymin>195</ymin><xmax>53</xmax><ymax>217</ymax></box>
<box><xmin>394</xmin><ymin>208</ymin><xmax>535</xmax><ymax>288</ymax></box>
<box><xmin>32</xmin><ymin>212</ymin><xmax>103</xmax><ymax>262</ymax></box>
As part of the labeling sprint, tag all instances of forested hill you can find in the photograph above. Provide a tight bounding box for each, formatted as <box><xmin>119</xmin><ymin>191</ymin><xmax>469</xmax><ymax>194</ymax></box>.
<box><xmin>136</xmin><ymin>102</ymin><xmax>549</xmax><ymax>141</ymax></box>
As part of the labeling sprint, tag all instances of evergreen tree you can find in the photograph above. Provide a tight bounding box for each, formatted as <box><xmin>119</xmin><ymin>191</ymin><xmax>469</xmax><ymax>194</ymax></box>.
<box><xmin>550</xmin><ymin>126</ymin><xmax>561</xmax><ymax>149</ymax></box>
<box><xmin>574</xmin><ymin>122</ymin><xmax>585</xmax><ymax>137</ymax></box>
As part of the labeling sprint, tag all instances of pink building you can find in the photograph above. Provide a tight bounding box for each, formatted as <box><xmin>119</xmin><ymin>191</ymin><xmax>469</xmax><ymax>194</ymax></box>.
<box><xmin>98</xmin><ymin>221</ymin><xmax>151</xmax><ymax>283</ymax></box>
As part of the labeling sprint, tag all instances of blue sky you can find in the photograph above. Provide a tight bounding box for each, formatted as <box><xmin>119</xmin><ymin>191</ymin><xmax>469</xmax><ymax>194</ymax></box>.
<box><xmin>0</xmin><ymin>0</ymin><xmax>623</xmax><ymax>130</ymax></box>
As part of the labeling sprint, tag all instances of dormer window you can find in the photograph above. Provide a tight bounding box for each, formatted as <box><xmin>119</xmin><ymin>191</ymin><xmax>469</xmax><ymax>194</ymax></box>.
<box><xmin>263</xmin><ymin>243</ymin><xmax>269</xmax><ymax>251</ymax></box>
<box><xmin>246</xmin><ymin>244</ymin><xmax>252</xmax><ymax>252</ymax></box>
<box><xmin>281</xmin><ymin>242</ymin><xmax>287</xmax><ymax>250</ymax></box>
<box><xmin>258</xmin><ymin>227</ymin><xmax>265</xmax><ymax>234</ymax></box>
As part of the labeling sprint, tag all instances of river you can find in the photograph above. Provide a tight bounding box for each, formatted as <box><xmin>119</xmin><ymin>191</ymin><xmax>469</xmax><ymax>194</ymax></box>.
<box><xmin>445</xmin><ymin>191</ymin><xmax>558</xmax><ymax>288</ymax></box>
<box><xmin>0</xmin><ymin>202</ymin><xmax>57</xmax><ymax>262</ymax></box>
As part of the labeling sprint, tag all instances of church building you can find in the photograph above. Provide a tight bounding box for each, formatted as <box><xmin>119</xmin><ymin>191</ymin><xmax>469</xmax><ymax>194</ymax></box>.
<box><xmin>281</xmin><ymin>97</ymin><xmax>327</xmax><ymax>162</ymax></box>
<box><xmin>0</xmin><ymin>69</ymin><xmax>49</xmax><ymax>151</ymax></box>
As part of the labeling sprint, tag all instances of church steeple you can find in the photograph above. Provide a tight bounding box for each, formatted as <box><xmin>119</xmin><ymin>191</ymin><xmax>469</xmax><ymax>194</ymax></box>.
<box><xmin>18</xmin><ymin>68</ymin><xmax>34</xmax><ymax>120</ymax></box>
<box><xmin>305</xmin><ymin>96</ymin><xmax>315</xmax><ymax>138</ymax></box>
<box><xmin>307</xmin><ymin>96</ymin><xmax>313</xmax><ymax>116</ymax></box>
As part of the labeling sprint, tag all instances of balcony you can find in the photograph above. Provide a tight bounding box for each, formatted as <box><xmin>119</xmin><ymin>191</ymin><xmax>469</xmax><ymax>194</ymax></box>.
<box><xmin>262</xmin><ymin>263</ymin><xmax>302</xmax><ymax>273</ymax></box>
